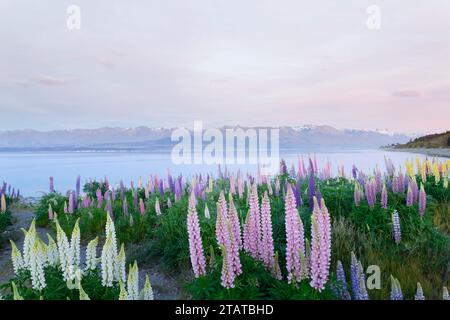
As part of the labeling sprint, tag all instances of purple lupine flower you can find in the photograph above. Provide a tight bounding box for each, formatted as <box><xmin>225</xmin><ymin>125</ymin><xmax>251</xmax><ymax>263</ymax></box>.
<box><xmin>354</xmin><ymin>182</ymin><xmax>362</xmax><ymax>207</ymax></box>
<box><xmin>406</xmin><ymin>185</ymin><xmax>414</xmax><ymax>207</ymax></box>
<box><xmin>167</xmin><ymin>197</ymin><xmax>172</xmax><ymax>208</ymax></box>
<box><xmin>111</xmin><ymin>187</ymin><xmax>116</xmax><ymax>202</ymax></box>
<box><xmin>260</xmin><ymin>191</ymin><xmax>275</xmax><ymax>268</ymax></box>
<box><xmin>398</xmin><ymin>172</ymin><xmax>405</xmax><ymax>193</ymax></box>
<box><xmin>228</xmin><ymin>194</ymin><xmax>242</xmax><ymax>250</ymax></box>
<box><xmin>308</xmin><ymin>159</ymin><xmax>315</xmax><ymax>210</ymax></box>
<box><xmin>174</xmin><ymin>179</ymin><xmax>182</xmax><ymax>202</ymax></box>
<box><xmin>187</xmin><ymin>193</ymin><xmax>207</xmax><ymax>278</ymax></box>
<box><xmin>358</xmin><ymin>261</ymin><xmax>369</xmax><ymax>300</ymax></box>
<box><xmin>410</xmin><ymin>179</ymin><xmax>419</xmax><ymax>203</ymax></box>
<box><xmin>285</xmin><ymin>184</ymin><xmax>306</xmax><ymax>284</ymax></box>
<box><xmin>390</xmin><ymin>276</ymin><xmax>403</xmax><ymax>300</ymax></box>
<box><xmin>310</xmin><ymin>197</ymin><xmax>331</xmax><ymax>291</ymax></box>
<box><xmin>392</xmin><ymin>210</ymin><xmax>401</xmax><ymax>244</ymax></box>
<box><xmin>76</xmin><ymin>175</ymin><xmax>81</xmax><ymax>199</ymax></box>
<box><xmin>414</xmin><ymin>283</ymin><xmax>425</xmax><ymax>300</ymax></box>
<box><xmin>49</xmin><ymin>177</ymin><xmax>54</xmax><ymax>193</ymax></box>
<box><xmin>418</xmin><ymin>184</ymin><xmax>426</xmax><ymax>217</ymax></box>
<box><xmin>381</xmin><ymin>184</ymin><xmax>388</xmax><ymax>209</ymax></box>
<box><xmin>295</xmin><ymin>180</ymin><xmax>303</xmax><ymax>207</ymax></box>
<box><xmin>350</xmin><ymin>252</ymin><xmax>360</xmax><ymax>300</ymax></box>
<box><xmin>159</xmin><ymin>179</ymin><xmax>165</xmax><ymax>197</ymax></box>
<box><xmin>334</xmin><ymin>260</ymin><xmax>351</xmax><ymax>300</ymax></box>
<box><xmin>96</xmin><ymin>188</ymin><xmax>103</xmax><ymax>208</ymax></box>
<box><xmin>352</xmin><ymin>165</ymin><xmax>358</xmax><ymax>180</ymax></box>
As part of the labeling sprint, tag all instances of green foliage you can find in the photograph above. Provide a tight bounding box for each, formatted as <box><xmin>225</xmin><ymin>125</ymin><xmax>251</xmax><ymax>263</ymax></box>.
<box><xmin>34</xmin><ymin>192</ymin><xmax>68</xmax><ymax>227</ymax></box>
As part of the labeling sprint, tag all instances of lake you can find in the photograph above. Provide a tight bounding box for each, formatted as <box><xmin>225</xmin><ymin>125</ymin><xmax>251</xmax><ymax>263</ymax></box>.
<box><xmin>0</xmin><ymin>149</ymin><xmax>445</xmax><ymax>196</ymax></box>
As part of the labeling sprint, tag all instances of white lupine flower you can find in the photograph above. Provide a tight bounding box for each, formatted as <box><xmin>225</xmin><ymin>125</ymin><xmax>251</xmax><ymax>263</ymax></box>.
<box><xmin>84</xmin><ymin>237</ymin><xmax>99</xmax><ymax>272</ymax></box>
<box><xmin>116</xmin><ymin>243</ymin><xmax>126</xmax><ymax>284</ymax></box>
<box><xmin>140</xmin><ymin>274</ymin><xmax>154</xmax><ymax>300</ymax></box>
<box><xmin>444</xmin><ymin>287</ymin><xmax>449</xmax><ymax>300</ymax></box>
<box><xmin>56</xmin><ymin>219</ymin><xmax>73</xmax><ymax>281</ymax></box>
<box><xmin>101</xmin><ymin>238</ymin><xmax>115</xmax><ymax>287</ymax></box>
<box><xmin>71</xmin><ymin>218</ymin><xmax>81</xmax><ymax>267</ymax></box>
<box><xmin>46</xmin><ymin>234</ymin><xmax>59</xmax><ymax>266</ymax></box>
<box><xmin>10</xmin><ymin>240</ymin><xmax>24</xmax><ymax>275</ymax></box>
<box><xmin>119</xmin><ymin>281</ymin><xmax>129</xmax><ymax>300</ymax></box>
<box><xmin>22</xmin><ymin>219</ymin><xmax>37</xmax><ymax>268</ymax></box>
<box><xmin>30</xmin><ymin>240</ymin><xmax>46</xmax><ymax>291</ymax></box>
<box><xmin>37</xmin><ymin>238</ymin><xmax>48</xmax><ymax>267</ymax></box>
<box><xmin>67</xmin><ymin>266</ymin><xmax>83</xmax><ymax>290</ymax></box>
<box><xmin>127</xmin><ymin>261</ymin><xmax>139</xmax><ymax>300</ymax></box>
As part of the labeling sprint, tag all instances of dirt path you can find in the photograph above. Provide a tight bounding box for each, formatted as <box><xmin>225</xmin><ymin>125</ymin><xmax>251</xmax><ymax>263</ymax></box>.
<box><xmin>0</xmin><ymin>208</ymin><xmax>185</xmax><ymax>300</ymax></box>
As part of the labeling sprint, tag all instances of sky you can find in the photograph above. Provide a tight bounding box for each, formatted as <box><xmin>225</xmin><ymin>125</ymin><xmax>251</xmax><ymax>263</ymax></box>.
<box><xmin>0</xmin><ymin>0</ymin><xmax>449</xmax><ymax>134</ymax></box>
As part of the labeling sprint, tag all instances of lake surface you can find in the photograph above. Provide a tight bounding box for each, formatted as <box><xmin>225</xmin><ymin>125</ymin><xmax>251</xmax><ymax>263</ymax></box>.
<box><xmin>0</xmin><ymin>149</ymin><xmax>445</xmax><ymax>196</ymax></box>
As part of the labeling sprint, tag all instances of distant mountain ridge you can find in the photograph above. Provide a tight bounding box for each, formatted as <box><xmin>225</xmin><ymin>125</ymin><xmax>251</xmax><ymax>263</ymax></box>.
<box><xmin>0</xmin><ymin>125</ymin><xmax>415</xmax><ymax>151</ymax></box>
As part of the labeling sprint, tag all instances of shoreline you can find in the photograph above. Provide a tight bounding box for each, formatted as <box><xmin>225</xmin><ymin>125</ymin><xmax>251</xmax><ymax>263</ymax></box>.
<box><xmin>384</xmin><ymin>147</ymin><xmax>450</xmax><ymax>158</ymax></box>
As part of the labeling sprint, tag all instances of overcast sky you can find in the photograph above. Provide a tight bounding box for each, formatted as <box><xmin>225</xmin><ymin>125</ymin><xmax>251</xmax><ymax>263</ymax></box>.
<box><xmin>1</xmin><ymin>0</ymin><xmax>449</xmax><ymax>133</ymax></box>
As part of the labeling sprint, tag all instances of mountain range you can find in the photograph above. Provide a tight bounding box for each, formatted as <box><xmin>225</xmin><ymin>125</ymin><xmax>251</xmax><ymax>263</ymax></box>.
<box><xmin>0</xmin><ymin>125</ymin><xmax>416</xmax><ymax>151</ymax></box>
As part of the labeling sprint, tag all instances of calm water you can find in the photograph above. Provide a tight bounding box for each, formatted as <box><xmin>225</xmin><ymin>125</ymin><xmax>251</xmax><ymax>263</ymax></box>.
<box><xmin>0</xmin><ymin>149</ymin><xmax>445</xmax><ymax>196</ymax></box>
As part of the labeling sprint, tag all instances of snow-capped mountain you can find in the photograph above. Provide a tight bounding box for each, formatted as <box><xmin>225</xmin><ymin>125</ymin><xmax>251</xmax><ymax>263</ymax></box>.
<box><xmin>0</xmin><ymin>125</ymin><xmax>414</xmax><ymax>150</ymax></box>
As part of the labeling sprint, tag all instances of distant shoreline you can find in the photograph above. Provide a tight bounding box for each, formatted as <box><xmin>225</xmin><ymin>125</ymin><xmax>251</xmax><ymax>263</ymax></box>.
<box><xmin>384</xmin><ymin>148</ymin><xmax>450</xmax><ymax>158</ymax></box>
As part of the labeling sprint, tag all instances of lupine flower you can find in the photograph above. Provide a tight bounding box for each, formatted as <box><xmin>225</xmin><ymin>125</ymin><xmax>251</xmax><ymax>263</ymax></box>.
<box><xmin>71</xmin><ymin>218</ymin><xmax>81</xmax><ymax>267</ymax></box>
<box><xmin>308</xmin><ymin>159</ymin><xmax>315</xmax><ymax>210</ymax></box>
<box><xmin>55</xmin><ymin>218</ymin><xmax>73</xmax><ymax>281</ymax></box>
<box><xmin>358</xmin><ymin>261</ymin><xmax>369</xmax><ymax>300</ymax></box>
<box><xmin>415</xmin><ymin>282</ymin><xmax>425</xmax><ymax>300</ymax></box>
<box><xmin>350</xmin><ymin>252</ymin><xmax>360</xmax><ymax>300</ymax></box>
<box><xmin>442</xmin><ymin>287</ymin><xmax>449</xmax><ymax>300</ymax></box>
<box><xmin>406</xmin><ymin>185</ymin><xmax>414</xmax><ymax>207</ymax></box>
<box><xmin>155</xmin><ymin>198</ymin><xmax>161</xmax><ymax>215</ymax></box>
<box><xmin>187</xmin><ymin>193</ymin><xmax>207</xmax><ymax>278</ymax></box>
<box><xmin>10</xmin><ymin>240</ymin><xmax>24</xmax><ymax>275</ymax></box>
<box><xmin>260</xmin><ymin>191</ymin><xmax>275</xmax><ymax>268</ymax></box>
<box><xmin>418</xmin><ymin>183</ymin><xmax>426</xmax><ymax>217</ymax></box>
<box><xmin>167</xmin><ymin>198</ymin><xmax>172</xmax><ymax>208</ymax></box>
<box><xmin>354</xmin><ymin>182</ymin><xmax>362</xmax><ymax>207</ymax></box>
<box><xmin>220</xmin><ymin>244</ymin><xmax>235</xmax><ymax>289</ymax></box>
<box><xmin>381</xmin><ymin>184</ymin><xmax>388</xmax><ymax>209</ymax></box>
<box><xmin>85</xmin><ymin>237</ymin><xmax>99</xmax><ymax>272</ymax></box>
<box><xmin>117</xmin><ymin>243</ymin><xmax>127</xmax><ymax>284</ymax></box>
<box><xmin>29</xmin><ymin>241</ymin><xmax>46</xmax><ymax>291</ymax></box>
<box><xmin>365</xmin><ymin>179</ymin><xmax>376</xmax><ymax>209</ymax></box>
<box><xmin>46</xmin><ymin>234</ymin><xmax>58</xmax><ymax>267</ymax></box>
<box><xmin>279</xmin><ymin>159</ymin><xmax>287</xmax><ymax>175</ymax></box>
<box><xmin>68</xmin><ymin>192</ymin><xmax>74</xmax><ymax>214</ymax></box>
<box><xmin>310</xmin><ymin>197</ymin><xmax>331</xmax><ymax>291</ymax></box>
<box><xmin>140</xmin><ymin>275</ymin><xmax>154</xmax><ymax>300</ymax></box>
<box><xmin>127</xmin><ymin>261</ymin><xmax>140</xmax><ymax>300</ymax></box>
<box><xmin>285</xmin><ymin>184</ymin><xmax>306</xmax><ymax>284</ymax></box>
<box><xmin>392</xmin><ymin>210</ymin><xmax>401</xmax><ymax>244</ymax></box>
<box><xmin>390</xmin><ymin>276</ymin><xmax>403</xmax><ymax>300</ymax></box>
<box><xmin>49</xmin><ymin>177</ymin><xmax>54</xmax><ymax>193</ymax></box>
<box><xmin>139</xmin><ymin>198</ymin><xmax>145</xmax><ymax>216</ymax></box>
<box><xmin>334</xmin><ymin>261</ymin><xmax>351</xmax><ymax>300</ymax></box>
<box><xmin>243</xmin><ymin>184</ymin><xmax>261</xmax><ymax>260</ymax></box>
<box><xmin>101</xmin><ymin>214</ymin><xmax>118</xmax><ymax>287</ymax></box>
<box><xmin>228</xmin><ymin>194</ymin><xmax>242</xmax><ymax>250</ymax></box>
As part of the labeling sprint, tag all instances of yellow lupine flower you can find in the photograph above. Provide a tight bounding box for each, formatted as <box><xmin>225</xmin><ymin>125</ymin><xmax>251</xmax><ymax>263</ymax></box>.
<box><xmin>433</xmin><ymin>162</ymin><xmax>440</xmax><ymax>184</ymax></box>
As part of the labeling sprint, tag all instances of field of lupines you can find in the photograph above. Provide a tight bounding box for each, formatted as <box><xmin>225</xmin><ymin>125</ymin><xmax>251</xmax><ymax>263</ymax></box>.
<box><xmin>0</xmin><ymin>156</ymin><xmax>449</xmax><ymax>300</ymax></box>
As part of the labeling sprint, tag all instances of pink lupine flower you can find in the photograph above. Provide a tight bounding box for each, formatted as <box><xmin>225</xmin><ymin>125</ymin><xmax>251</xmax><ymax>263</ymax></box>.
<box><xmin>418</xmin><ymin>184</ymin><xmax>426</xmax><ymax>217</ymax></box>
<box><xmin>228</xmin><ymin>194</ymin><xmax>242</xmax><ymax>250</ymax></box>
<box><xmin>310</xmin><ymin>197</ymin><xmax>331</xmax><ymax>291</ymax></box>
<box><xmin>139</xmin><ymin>198</ymin><xmax>145</xmax><ymax>216</ymax></box>
<box><xmin>243</xmin><ymin>183</ymin><xmax>261</xmax><ymax>260</ymax></box>
<box><xmin>68</xmin><ymin>192</ymin><xmax>74</xmax><ymax>214</ymax></box>
<box><xmin>220</xmin><ymin>243</ymin><xmax>235</xmax><ymax>289</ymax></box>
<box><xmin>215</xmin><ymin>193</ymin><xmax>228</xmax><ymax>246</ymax></box>
<box><xmin>167</xmin><ymin>198</ymin><xmax>172</xmax><ymax>208</ymax></box>
<box><xmin>187</xmin><ymin>193</ymin><xmax>207</xmax><ymax>278</ymax></box>
<box><xmin>226</xmin><ymin>220</ymin><xmax>242</xmax><ymax>276</ymax></box>
<box><xmin>96</xmin><ymin>188</ymin><xmax>103</xmax><ymax>208</ymax></box>
<box><xmin>285</xmin><ymin>184</ymin><xmax>306</xmax><ymax>284</ymax></box>
<box><xmin>261</xmin><ymin>191</ymin><xmax>275</xmax><ymax>269</ymax></box>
